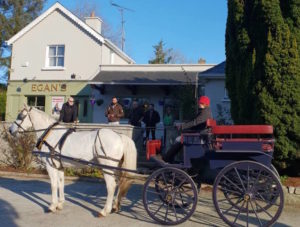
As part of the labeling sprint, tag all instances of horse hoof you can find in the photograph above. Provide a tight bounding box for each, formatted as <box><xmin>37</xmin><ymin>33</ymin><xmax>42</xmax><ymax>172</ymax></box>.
<box><xmin>57</xmin><ymin>203</ymin><xmax>63</xmax><ymax>210</ymax></box>
<box><xmin>48</xmin><ymin>206</ymin><xmax>56</xmax><ymax>213</ymax></box>
<box><xmin>98</xmin><ymin>212</ymin><xmax>104</xmax><ymax>218</ymax></box>
<box><xmin>111</xmin><ymin>207</ymin><xmax>120</xmax><ymax>213</ymax></box>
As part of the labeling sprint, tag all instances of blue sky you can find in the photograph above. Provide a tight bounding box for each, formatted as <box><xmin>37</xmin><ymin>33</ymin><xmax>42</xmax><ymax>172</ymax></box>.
<box><xmin>44</xmin><ymin>0</ymin><xmax>227</xmax><ymax>64</ymax></box>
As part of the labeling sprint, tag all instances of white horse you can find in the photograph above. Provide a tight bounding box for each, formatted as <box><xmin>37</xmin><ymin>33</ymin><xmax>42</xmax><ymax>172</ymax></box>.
<box><xmin>9</xmin><ymin>105</ymin><xmax>137</xmax><ymax>217</ymax></box>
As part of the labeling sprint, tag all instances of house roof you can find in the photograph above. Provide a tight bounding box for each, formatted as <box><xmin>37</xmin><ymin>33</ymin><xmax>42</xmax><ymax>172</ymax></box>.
<box><xmin>89</xmin><ymin>64</ymin><xmax>216</xmax><ymax>85</ymax></box>
<box><xmin>199</xmin><ymin>61</ymin><xmax>225</xmax><ymax>77</ymax></box>
<box><xmin>5</xmin><ymin>2</ymin><xmax>135</xmax><ymax>64</ymax></box>
<box><xmin>89</xmin><ymin>71</ymin><xmax>199</xmax><ymax>85</ymax></box>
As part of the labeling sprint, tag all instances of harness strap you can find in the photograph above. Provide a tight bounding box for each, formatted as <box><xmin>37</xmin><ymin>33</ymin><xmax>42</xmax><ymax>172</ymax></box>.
<box><xmin>94</xmin><ymin>129</ymin><xmax>120</xmax><ymax>163</ymax></box>
<box><xmin>97</xmin><ymin>154</ymin><xmax>120</xmax><ymax>162</ymax></box>
<box><xmin>13</xmin><ymin>120</ymin><xmax>27</xmax><ymax>132</ymax></box>
<box><xmin>36</xmin><ymin>122</ymin><xmax>59</xmax><ymax>150</ymax></box>
<box><xmin>43</xmin><ymin>140</ymin><xmax>64</xmax><ymax>170</ymax></box>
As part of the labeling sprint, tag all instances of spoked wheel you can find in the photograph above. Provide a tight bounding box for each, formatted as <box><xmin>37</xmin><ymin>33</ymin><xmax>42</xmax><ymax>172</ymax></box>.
<box><xmin>270</xmin><ymin>164</ymin><xmax>280</xmax><ymax>179</ymax></box>
<box><xmin>143</xmin><ymin>167</ymin><xmax>198</xmax><ymax>225</ymax></box>
<box><xmin>213</xmin><ymin>161</ymin><xmax>284</xmax><ymax>227</ymax></box>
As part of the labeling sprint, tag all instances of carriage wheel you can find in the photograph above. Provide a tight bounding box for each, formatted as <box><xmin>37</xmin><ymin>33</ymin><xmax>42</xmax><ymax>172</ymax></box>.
<box><xmin>221</xmin><ymin>164</ymin><xmax>280</xmax><ymax>213</ymax></box>
<box><xmin>270</xmin><ymin>164</ymin><xmax>280</xmax><ymax>179</ymax></box>
<box><xmin>213</xmin><ymin>161</ymin><xmax>284</xmax><ymax>227</ymax></box>
<box><xmin>143</xmin><ymin>167</ymin><xmax>198</xmax><ymax>225</ymax></box>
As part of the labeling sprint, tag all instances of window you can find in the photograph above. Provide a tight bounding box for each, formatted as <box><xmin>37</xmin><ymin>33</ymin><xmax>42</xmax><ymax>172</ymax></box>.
<box><xmin>27</xmin><ymin>96</ymin><xmax>45</xmax><ymax>111</ymax></box>
<box><xmin>199</xmin><ymin>85</ymin><xmax>205</xmax><ymax>96</ymax></box>
<box><xmin>47</xmin><ymin>45</ymin><xmax>65</xmax><ymax>67</ymax></box>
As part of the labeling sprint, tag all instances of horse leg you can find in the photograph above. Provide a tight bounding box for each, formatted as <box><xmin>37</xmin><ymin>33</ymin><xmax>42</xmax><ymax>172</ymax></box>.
<box><xmin>99</xmin><ymin>173</ymin><xmax>117</xmax><ymax>217</ymax></box>
<box><xmin>57</xmin><ymin>170</ymin><xmax>65</xmax><ymax>210</ymax></box>
<box><xmin>46</xmin><ymin>162</ymin><xmax>59</xmax><ymax>212</ymax></box>
<box><xmin>113</xmin><ymin>175</ymin><xmax>133</xmax><ymax>212</ymax></box>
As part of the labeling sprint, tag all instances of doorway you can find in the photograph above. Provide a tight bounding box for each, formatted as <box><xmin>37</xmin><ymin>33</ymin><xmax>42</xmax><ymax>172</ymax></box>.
<box><xmin>74</xmin><ymin>96</ymin><xmax>91</xmax><ymax>123</ymax></box>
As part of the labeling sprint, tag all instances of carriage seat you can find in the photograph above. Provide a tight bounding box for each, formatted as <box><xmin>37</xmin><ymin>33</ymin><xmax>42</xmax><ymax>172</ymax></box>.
<box><xmin>211</xmin><ymin>125</ymin><xmax>274</xmax><ymax>152</ymax></box>
<box><xmin>211</xmin><ymin>125</ymin><xmax>273</xmax><ymax>135</ymax></box>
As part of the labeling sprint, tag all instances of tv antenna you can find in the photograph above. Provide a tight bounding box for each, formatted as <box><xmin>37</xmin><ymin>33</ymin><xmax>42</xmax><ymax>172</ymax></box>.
<box><xmin>111</xmin><ymin>1</ymin><xmax>134</xmax><ymax>51</ymax></box>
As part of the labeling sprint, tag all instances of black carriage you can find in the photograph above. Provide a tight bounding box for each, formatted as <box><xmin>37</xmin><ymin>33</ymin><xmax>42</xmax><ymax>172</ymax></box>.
<box><xmin>143</xmin><ymin>119</ymin><xmax>284</xmax><ymax>226</ymax></box>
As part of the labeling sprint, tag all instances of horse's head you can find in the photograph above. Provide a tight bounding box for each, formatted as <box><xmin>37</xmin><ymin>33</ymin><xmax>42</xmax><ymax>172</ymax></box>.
<box><xmin>9</xmin><ymin>104</ymin><xmax>33</xmax><ymax>136</ymax></box>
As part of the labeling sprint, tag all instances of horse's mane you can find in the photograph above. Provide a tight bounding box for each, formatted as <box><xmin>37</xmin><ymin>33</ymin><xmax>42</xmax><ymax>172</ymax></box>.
<box><xmin>31</xmin><ymin>107</ymin><xmax>56</xmax><ymax>123</ymax></box>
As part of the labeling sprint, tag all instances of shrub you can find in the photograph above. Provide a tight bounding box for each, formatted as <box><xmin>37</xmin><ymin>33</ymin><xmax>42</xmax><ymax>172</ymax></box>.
<box><xmin>1</xmin><ymin>125</ymin><xmax>36</xmax><ymax>170</ymax></box>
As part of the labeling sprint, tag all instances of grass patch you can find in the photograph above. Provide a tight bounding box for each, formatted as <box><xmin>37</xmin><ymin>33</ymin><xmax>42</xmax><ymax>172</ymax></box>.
<box><xmin>280</xmin><ymin>175</ymin><xmax>288</xmax><ymax>184</ymax></box>
<box><xmin>64</xmin><ymin>167</ymin><xmax>103</xmax><ymax>178</ymax></box>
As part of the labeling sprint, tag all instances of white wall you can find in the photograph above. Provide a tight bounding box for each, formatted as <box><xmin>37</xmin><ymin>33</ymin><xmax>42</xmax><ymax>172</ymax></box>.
<box><xmin>101</xmin><ymin>45</ymin><xmax>129</xmax><ymax>65</ymax></box>
<box><xmin>92</xmin><ymin>85</ymin><xmax>166</xmax><ymax>123</ymax></box>
<box><xmin>92</xmin><ymin>85</ymin><xmax>168</xmax><ymax>139</ymax></box>
<box><xmin>204</xmin><ymin>79</ymin><xmax>232</xmax><ymax>123</ymax></box>
<box><xmin>11</xmin><ymin>10</ymin><xmax>104</xmax><ymax>81</ymax></box>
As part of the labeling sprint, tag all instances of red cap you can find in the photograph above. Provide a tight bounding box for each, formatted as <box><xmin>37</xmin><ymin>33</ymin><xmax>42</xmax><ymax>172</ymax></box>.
<box><xmin>198</xmin><ymin>96</ymin><xmax>210</xmax><ymax>106</ymax></box>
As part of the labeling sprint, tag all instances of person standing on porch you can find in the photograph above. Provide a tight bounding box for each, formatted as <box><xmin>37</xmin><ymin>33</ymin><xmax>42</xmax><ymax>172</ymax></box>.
<box><xmin>128</xmin><ymin>101</ymin><xmax>144</xmax><ymax>127</ymax></box>
<box><xmin>163</xmin><ymin>106</ymin><xmax>174</xmax><ymax>147</ymax></box>
<box><xmin>105</xmin><ymin>97</ymin><xmax>124</xmax><ymax>125</ymax></box>
<box><xmin>143</xmin><ymin>103</ymin><xmax>160</xmax><ymax>140</ymax></box>
<box><xmin>59</xmin><ymin>97</ymin><xmax>78</xmax><ymax>123</ymax></box>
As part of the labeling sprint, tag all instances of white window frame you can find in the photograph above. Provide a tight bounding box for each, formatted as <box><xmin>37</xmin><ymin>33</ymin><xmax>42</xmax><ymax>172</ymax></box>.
<box><xmin>27</xmin><ymin>96</ymin><xmax>45</xmax><ymax>111</ymax></box>
<box><xmin>222</xmin><ymin>88</ymin><xmax>230</xmax><ymax>102</ymax></box>
<box><xmin>43</xmin><ymin>45</ymin><xmax>66</xmax><ymax>70</ymax></box>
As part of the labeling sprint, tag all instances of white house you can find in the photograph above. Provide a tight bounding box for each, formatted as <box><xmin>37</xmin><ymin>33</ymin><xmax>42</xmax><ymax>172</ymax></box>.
<box><xmin>5</xmin><ymin>2</ymin><xmax>134</xmax><ymax>122</ymax></box>
<box><xmin>5</xmin><ymin>2</ymin><xmax>230</xmax><ymax>127</ymax></box>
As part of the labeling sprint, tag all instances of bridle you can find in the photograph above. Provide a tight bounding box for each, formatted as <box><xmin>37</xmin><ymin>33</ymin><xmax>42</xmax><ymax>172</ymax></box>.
<box><xmin>14</xmin><ymin>107</ymin><xmax>33</xmax><ymax>132</ymax></box>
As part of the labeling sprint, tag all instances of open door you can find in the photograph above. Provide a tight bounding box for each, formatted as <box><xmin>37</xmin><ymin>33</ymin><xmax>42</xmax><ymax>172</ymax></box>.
<box><xmin>74</xmin><ymin>96</ymin><xmax>91</xmax><ymax>123</ymax></box>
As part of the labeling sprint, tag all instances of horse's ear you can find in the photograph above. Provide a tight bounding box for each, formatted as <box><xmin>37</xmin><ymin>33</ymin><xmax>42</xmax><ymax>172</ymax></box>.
<box><xmin>24</xmin><ymin>103</ymin><xmax>29</xmax><ymax>110</ymax></box>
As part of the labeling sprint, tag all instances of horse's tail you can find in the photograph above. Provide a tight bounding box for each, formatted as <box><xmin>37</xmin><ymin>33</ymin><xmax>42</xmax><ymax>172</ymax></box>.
<box><xmin>120</xmin><ymin>134</ymin><xmax>137</xmax><ymax>178</ymax></box>
<box><xmin>114</xmin><ymin>134</ymin><xmax>137</xmax><ymax>201</ymax></box>
<box><xmin>119</xmin><ymin>134</ymin><xmax>148</xmax><ymax>182</ymax></box>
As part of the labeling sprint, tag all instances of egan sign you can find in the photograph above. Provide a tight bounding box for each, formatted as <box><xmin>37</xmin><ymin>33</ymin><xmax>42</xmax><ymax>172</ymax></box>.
<box><xmin>31</xmin><ymin>83</ymin><xmax>67</xmax><ymax>92</ymax></box>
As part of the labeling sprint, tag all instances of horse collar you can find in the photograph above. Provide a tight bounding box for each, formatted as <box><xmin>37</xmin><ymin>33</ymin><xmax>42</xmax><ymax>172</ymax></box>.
<box><xmin>36</xmin><ymin>122</ymin><xmax>60</xmax><ymax>150</ymax></box>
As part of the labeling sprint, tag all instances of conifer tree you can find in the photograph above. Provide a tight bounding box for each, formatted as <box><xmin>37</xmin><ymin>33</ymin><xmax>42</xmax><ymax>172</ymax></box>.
<box><xmin>149</xmin><ymin>40</ymin><xmax>172</xmax><ymax>64</ymax></box>
<box><xmin>226</xmin><ymin>0</ymin><xmax>300</xmax><ymax>173</ymax></box>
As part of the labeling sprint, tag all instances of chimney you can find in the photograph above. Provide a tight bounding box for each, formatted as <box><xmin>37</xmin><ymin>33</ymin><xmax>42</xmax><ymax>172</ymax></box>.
<box><xmin>85</xmin><ymin>11</ymin><xmax>103</xmax><ymax>34</ymax></box>
<box><xmin>198</xmin><ymin>58</ymin><xmax>206</xmax><ymax>64</ymax></box>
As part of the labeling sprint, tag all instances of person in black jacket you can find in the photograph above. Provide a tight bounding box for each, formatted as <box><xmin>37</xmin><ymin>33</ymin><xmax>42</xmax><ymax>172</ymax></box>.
<box><xmin>59</xmin><ymin>97</ymin><xmax>78</xmax><ymax>123</ymax></box>
<box><xmin>128</xmin><ymin>101</ymin><xmax>144</xmax><ymax>127</ymax></box>
<box><xmin>143</xmin><ymin>103</ymin><xmax>160</xmax><ymax>140</ymax></box>
<box><xmin>163</xmin><ymin>96</ymin><xmax>212</xmax><ymax>163</ymax></box>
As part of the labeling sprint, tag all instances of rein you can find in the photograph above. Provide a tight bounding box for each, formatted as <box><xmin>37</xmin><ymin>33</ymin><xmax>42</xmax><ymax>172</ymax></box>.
<box><xmin>14</xmin><ymin>108</ymin><xmax>128</xmax><ymax>170</ymax></box>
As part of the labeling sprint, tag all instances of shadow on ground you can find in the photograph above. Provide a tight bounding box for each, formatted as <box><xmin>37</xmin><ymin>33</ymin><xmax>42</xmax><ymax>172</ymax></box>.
<box><xmin>0</xmin><ymin>177</ymin><xmax>292</xmax><ymax>226</ymax></box>
<box><xmin>0</xmin><ymin>198</ymin><xmax>19</xmax><ymax>227</ymax></box>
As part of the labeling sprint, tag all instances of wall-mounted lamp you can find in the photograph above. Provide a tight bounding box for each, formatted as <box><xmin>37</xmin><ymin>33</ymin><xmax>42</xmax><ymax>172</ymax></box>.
<box><xmin>71</xmin><ymin>73</ymin><xmax>76</xmax><ymax>79</ymax></box>
<box><xmin>16</xmin><ymin>87</ymin><xmax>21</xmax><ymax>92</ymax></box>
<box><xmin>23</xmin><ymin>78</ymin><xmax>28</xmax><ymax>83</ymax></box>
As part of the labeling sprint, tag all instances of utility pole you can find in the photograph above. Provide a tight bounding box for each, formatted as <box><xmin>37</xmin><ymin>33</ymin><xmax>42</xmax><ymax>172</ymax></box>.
<box><xmin>111</xmin><ymin>1</ymin><xmax>134</xmax><ymax>51</ymax></box>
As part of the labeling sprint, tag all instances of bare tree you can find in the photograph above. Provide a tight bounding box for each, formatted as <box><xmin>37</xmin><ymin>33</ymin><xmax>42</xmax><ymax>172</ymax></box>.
<box><xmin>72</xmin><ymin>1</ymin><xmax>121</xmax><ymax>48</ymax></box>
<box><xmin>169</xmin><ymin>49</ymin><xmax>194</xmax><ymax>64</ymax></box>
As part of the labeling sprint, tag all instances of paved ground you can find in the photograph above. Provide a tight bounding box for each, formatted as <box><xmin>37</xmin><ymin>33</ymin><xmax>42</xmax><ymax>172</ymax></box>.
<box><xmin>0</xmin><ymin>176</ymin><xmax>299</xmax><ymax>227</ymax></box>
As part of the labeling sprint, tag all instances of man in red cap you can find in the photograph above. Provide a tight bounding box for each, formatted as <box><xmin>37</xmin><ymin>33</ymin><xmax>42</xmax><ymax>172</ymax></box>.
<box><xmin>163</xmin><ymin>96</ymin><xmax>212</xmax><ymax>163</ymax></box>
<box><xmin>181</xmin><ymin>96</ymin><xmax>212</xmax><ymax>131</ymax></box>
